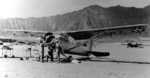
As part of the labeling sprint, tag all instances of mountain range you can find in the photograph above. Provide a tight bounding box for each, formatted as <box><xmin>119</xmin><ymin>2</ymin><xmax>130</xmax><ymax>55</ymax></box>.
<box><xmin>0</xmin><ymin>5</ymin><xmax>150</xmax><ymax>32</ymax></box>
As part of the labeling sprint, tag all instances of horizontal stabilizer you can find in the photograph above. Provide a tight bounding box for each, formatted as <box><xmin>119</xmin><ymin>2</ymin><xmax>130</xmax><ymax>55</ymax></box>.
<box><xmin>88</xmin><ymin>51</ymin><xmax>110</xmax><ymax>57</ymax></box>
<box><xmin>64</xmin><ymin>50</ymin><xmax>110</xmax><ymax>57</ymax></box>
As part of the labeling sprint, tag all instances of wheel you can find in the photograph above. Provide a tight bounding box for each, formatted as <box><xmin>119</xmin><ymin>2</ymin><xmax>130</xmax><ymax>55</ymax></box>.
<box><xmin>4</xmin><ymin>55</ymin><xmax>8</xmax><ymax>58</ymax></box>
<box><xmin>20</xmin><ymin>57</ymin><xmax>24</xmax><ymax>60</ymax></box>
<box><xmin>11</xmin><ymin>55</ymin><xmax>15</xmax><ymax>58</ymax></box>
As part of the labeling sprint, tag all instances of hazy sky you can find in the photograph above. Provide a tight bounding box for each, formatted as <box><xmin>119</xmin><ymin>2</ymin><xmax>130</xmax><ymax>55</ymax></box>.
<box><xmin>0</xmin><ymin>0</ymin><xmax>150</xmax><ymax>18</ymax></box>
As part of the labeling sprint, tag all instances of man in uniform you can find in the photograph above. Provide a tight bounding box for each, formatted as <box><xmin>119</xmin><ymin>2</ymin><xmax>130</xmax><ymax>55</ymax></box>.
<box><xmin>52</xmin><ymin>34</ymin><xmax>68</xmax><ymax>63</ymax></box>
<box><xmin>43</xmin><ymin>33</ymin><xmax>55</xmax><ymax>62</ymax></box>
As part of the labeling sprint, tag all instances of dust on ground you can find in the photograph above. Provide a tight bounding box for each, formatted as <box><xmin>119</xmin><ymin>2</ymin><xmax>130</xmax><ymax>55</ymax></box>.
<box><xmin>0</xmin><ymin>40</ymin><xmax>150</xmax><ymax>78</ymax></box>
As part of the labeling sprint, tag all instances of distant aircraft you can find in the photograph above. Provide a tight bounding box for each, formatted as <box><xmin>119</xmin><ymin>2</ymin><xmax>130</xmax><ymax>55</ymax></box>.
<box><xmin>126</xmin><ymin>40</ymin><xmax>143</xmax><ymax>48</ymax></box>
<box><xmin>121</xmin><ymin>39</ymin><xmax>150</xmax><ymax>48</ymax></box>
<box><xmin>0</xmin><ymin>24</ymin><xmax>147</xmax><ymax>62</ymax></box>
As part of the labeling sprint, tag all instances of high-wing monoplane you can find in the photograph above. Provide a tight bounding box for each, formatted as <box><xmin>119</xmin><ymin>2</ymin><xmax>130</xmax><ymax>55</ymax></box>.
<box><xmin>0</xmin><ymin>24</ymin><xmax>148</xmax><ymax>61</ymax></box>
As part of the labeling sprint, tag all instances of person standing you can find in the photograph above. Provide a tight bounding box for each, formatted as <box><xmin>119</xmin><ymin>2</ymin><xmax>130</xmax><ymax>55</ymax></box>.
<box><xmin>43</xmin><ymin>33</ymin><xmax>55</xmax><ymax>62</ymax></box>
<box><xmin>53</xmin><ymin>38</ymin><xmax>67</xmax><ymax>63</ymax></box>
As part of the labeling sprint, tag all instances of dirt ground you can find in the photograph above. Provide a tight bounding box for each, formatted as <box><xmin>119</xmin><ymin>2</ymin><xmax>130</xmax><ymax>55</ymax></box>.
<box><xmin>0</xmin><ymin>41</ymin><xmax>150</xmax><ymax>78</ymax></box>
<box><xmin>0</xmin><ymin>59</ymin><xmax>150</xmax><ymax>78</ymax></box>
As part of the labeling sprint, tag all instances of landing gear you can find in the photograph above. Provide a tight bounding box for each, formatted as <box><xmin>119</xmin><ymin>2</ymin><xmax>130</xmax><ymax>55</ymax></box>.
<box><xmin>11</xmin><ymin>55</ymin><xmax>15</xmax><ymax>58</ymax></box>
<box><xmin>4</xmin><ymin>55</ymin><xmax>8</xmax><ymax>58</ymax></box>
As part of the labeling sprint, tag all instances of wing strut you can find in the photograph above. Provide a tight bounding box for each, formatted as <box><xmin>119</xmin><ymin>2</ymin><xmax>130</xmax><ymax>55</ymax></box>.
<box><xmin>88</xmin><ymin>32</ymin><xmax>102</xmax><ymax>52</ymax></box>
<box><xmin>41</xmin><ymin>43</ymin><xmax>45</xmax><ymax>63</ymax></box>
<box><xmin>89</xmin><ymin>39</ymin><xmax>93</xmax><ymax>51</ymax></box>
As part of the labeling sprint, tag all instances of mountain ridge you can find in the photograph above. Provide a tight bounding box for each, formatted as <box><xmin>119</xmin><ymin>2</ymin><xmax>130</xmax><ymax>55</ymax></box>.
<box><xmin>0</xmin><ymin>5</ymin><xmax>149</xmax><ymax>32</ymax></box>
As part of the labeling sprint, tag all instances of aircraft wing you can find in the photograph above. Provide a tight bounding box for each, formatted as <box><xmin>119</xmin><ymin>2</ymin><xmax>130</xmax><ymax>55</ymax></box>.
<box><xmin>67</xmin><ymin>24</ymin><xmax>148</xmax><ymax>40</ymax></box>
<box><xmin>0</xmin><ymin>24</ymin><xmax>148</xmax><ymax>43</ymax></box>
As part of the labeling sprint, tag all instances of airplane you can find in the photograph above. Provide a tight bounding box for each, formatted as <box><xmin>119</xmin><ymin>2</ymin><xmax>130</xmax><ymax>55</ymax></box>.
<box><xmin>121</xmin><ymin>39</ymin><xmax>150</xmax><ymax>48</ymax></box>
<box><xmin>0</xmin><ymin>24</ymin><xmax>147</xmax><ymax>62</ymax></box>
<box><xmin>125</xmin><ymin>40</ymin><xmax>143</xmax><ymax>48</ymax></box>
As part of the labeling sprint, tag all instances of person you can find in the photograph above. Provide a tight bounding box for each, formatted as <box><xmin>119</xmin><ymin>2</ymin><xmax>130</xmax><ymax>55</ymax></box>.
<box><xmin>60</xmin><ymin>56</ymin><xmax>73</xmax><ymax>63</ymax></box>
<box><xmin>52</xmin><ymin>38</ymin><xmax>67</xmax><ymax>63</ymax></box>
<box><xmin>60</xmin><ymin>56</ymin><xmax>81</xmax><ymax>63</ymax></box>
<box><xmin>43</xmin><ymin>33</ymin><xmax>55</xmax><ymax>62</ymax></box>
<box><xmin>47</xmin><ymin>41</ymin><xmax>55</xmax><ymax>62</ymax></box>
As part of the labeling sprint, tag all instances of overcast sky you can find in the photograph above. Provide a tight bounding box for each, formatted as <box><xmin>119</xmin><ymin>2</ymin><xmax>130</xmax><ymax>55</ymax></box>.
<box><xmin>0</xmin><ymin>0</ymin><xmax>150</xmax><ymax>18</ymax></box>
